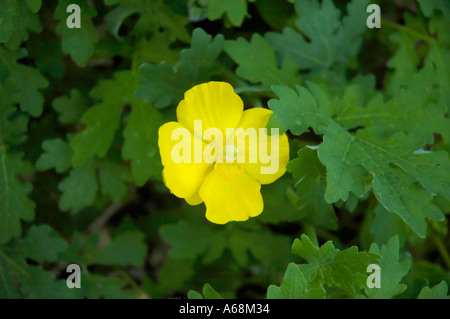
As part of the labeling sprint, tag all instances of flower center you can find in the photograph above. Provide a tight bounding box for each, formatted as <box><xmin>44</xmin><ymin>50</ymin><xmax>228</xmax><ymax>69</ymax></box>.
<box><xmin>223</xmin><ymin>145</ymin><xmax>239</xmax><ymax>162</ymax></box>
<box><xmin>215</xmin><ymin>162</ymin><xmax>243</xmax><ymax>180</ymax></box>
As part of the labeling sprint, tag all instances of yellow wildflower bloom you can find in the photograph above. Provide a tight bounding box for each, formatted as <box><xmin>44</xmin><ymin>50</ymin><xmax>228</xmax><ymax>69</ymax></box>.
<box><xmin>158</xmin><ymin>81</ymin><xmax>289</xmax><ymax>224</ymax></box>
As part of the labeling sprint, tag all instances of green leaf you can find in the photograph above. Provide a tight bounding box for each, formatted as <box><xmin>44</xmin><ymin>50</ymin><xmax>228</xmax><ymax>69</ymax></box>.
<box><xmin>0</xmin><ymin>149</ymin><xmax>35</xmax><ymax>244</ymax></box>
<box><xmin>425</xmin><ymin>43</ymin><xmax>450</xmax><ymax>114</ymax></box>
<box><xmin>187</xmin><ymin>0</ymin><xmax>209</xmax><ymax>23</ymax></box>
<box><xmin>429</xmin><ymin>14</ymin><xmax>450</xmax><ymax>43</ymax></box>
<box><xmin>386</xmin><ymin>14</ymin><xmax>424</xmax><ymax>95</ymax></box>
<box><xmin>17</xmin><ymin>225</ymin><xmax>67</xmax><ymax>262</ymax></box>
<box><xmin>365</xmin><ymin>236</ymin><xmax>410</xmax><ymax>299</ymax></box>
<box><xmin>80</xmin><ymin>274</ymin><xmax>139</xmax><ymax>299</ymax></box>
<box><xmin>0</xmin><ymin>0</ymin><xmax>18</xmax><ymax>44</ymax></box>
<box><xmin>202</xmin><ymin>283</ymin><xmax>223</xmax><ymax>299</ymax></box>
<box><xmin>325</xmin><ymin>128</ymin><xmax>446</xmax><ymax>238</ymax></box>
<box><xmin>58</xmin><ymin>160</ymin><xmax>98</xmax><ymax>213</ymax></box>
<box><xmin>0</xmin><ymin>89</ymin><xmax>29</xmax><ymax>146</ymax></box>
<box><xmin>254</xmin><ymin>0</ymin><xmax>294</xmax><ymax>31</ymax></box>
<box><xmin>268</xmin><ymin>83</ymin><xmax>331</xmax><ymax>136</ymax></box>
<box><xmin>160</xmin><ymin>219</ymin><xmax>291</xmax><ymax>268</ymax></box>
<box><xmin>370</xmin><ymin>204</ymin><xmax>410</xmax><ymax>246</ymax></box>
<box><xmin>411</xmin><ymin>261</ymin><xmax>450</xmax><ymax>289</ymax></box>
<box><xmin>267</xmin><ymin>263</ymin><xmax>326</xmax><ymax>299</ymax></box>
<box><xmin>54</xmin><ymin>0</ymin><xmax>99</xmax><ymax>66</ymax></box>
<box><xmin>105</xmin><ymin>0</ymin><xmax>190</xmax><ymax>43</ymax></box>
<box><xmin>90</xmin><ymin>232</ymin><xmax>147</xmax><ymax>267</ymax></box>
<box><xmin>0</xmin><ymin>48</ymin><xmax>48</xmax><ymax>117</ymax></box>
<box><xmin>60</xmin><ymin>231</ymin><xmax>146</xmax><ymax>298</ymax></box>
<box><xmin>207</xmin><ymin>0</ymin><xmax>254</xmax><ymax>27</ymax></box>
<box><xmin>131</xmin><ymin>31</ymin><xmax>180</xmax><ymax>67</ymax></box>
<box><xmin>188</xmin><ymin>283</ymin><xmax>223</xmax><ymax>299</ymax></box>
<box><xmin>98</xmin><ymin>160</ymin><xmax>130</xmax><ymax>202</ymax></box>
<box><xmin>26</xmin><ymin>33</ymin><xmax>65</xmax><ymax>79</ymax></box>
<box><xmin>160</xmin><ymin>220</ymin><xmax>224</xmax><ymax>261</ymax></box>
<box><xmin>292</xmin><ymin>234</ymin><xmax>380</xmax><ymax>296</ymax></box>
<box><xmin>104</xmin><ymin>6</ymin><xmax>139</xmax><ymax>40</ymax></box>
<box><xmin>52</xmin><ymin>89</ymin><xmax>88</xmax><ymax>124</ymax></box>
<box><xmin>256</xmin><ymin>176</ymin><xmax>300</xmax><ymax>224</ymax></box>
<box><xmin>122</xmin><ymin>101</ymin><xmax>165</xmax><ymax>185</ymax></box>
<box><xmin>144</xmin><ymin>258</ymin><xmax>195</xmax><ymax>298</ymax></box>
<box><xmin>228</xmin><ymin>226</ymin><xmax>292</xmax><ymax>269</ymax></box>
<box><xmin>136</xmin><ymin>62</ymin><xmax>186</xmax><ymax>109</ymax></box>
<box><xmin>36</xmin><ymin>138</ymin><xmax>72</xmax><ymax>173</ymax></box>
<box><xmin>136</xmin><ymin>28</ymin><xmax>224</xmax><ymax>108</ymax></box>
<box><xmin>187</xmin><ymin>290</ymin><xmax>203</xmax><ymax>299</ymax></box>
<box><xmin>2</xmin><ymin>0</ymin><xmax>42</xmax><ymax>50</ymax></box>
<box><xmin>70</xmin><ymin>71</ymin><xmax>137</xmax><ymax>167</ymax></box>
<box><xmin>17</xmin><ymin>266</ymin><xmax>70</xmax><ymax>299</ymax></box>
<box><xmin>0</xmin><ymin>225</ymin><xmax>68</xmax><ymax>298</ymax></box>
<box><xmin>26</xmin><ymin>0</ymin><xmax>41</xmax><ymax>13</ymax></box>
<box><xmin>286</xmin><ymin>147</ymin><xmax>337</xmax><ymax>229</ymax></box>
<box><xmin>0</xmin><ymin>0</ymin><xmax>42</xmax><ymax>49</ymax></box>
<box><xmin>224</xmin><ymin>34</ymin><xmax>299</xmax><ymax>87</ymax></box>
<box><xmin>417</xmin><ymin>0</ymin><xmax>450</xmax><ymax>20</ymax></box>
<box><xmin>268</xmin><ymin>65</ymin><xmax>450</xmax><ymax>237</ymax></box>
<box><xmin>386</xmin><ymin>14</ymin><xmax>449</xmax><ymax>113</ymax></box>
<box><xmin>418</xmin><ymin>281</ymin><xmax>450</xmax><ymax>299</ymax></box>
<box><xmin>266</xmin><ymin>0</ymin><xmax>369</xmax><ymax>71</ymax></box>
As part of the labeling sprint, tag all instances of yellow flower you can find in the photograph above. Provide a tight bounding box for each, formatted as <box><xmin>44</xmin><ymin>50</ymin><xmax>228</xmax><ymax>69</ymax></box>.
<box><xmin>158</xmin><ymin>81</ymin><xmax>289</xmax><ymax>224</ymax></box>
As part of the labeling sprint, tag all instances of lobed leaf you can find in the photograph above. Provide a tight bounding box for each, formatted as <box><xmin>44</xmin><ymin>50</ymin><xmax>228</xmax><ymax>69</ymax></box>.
<box><xmin>0</xmin><ymin>48</ymin><xmax>48</xmax><ymax>117</ymax></box>
<box><xmin>54</xmin><ymin>0</ymin><xmax>99</xmax><ymax>66</ymax></box>
<box><xmin>418</xmin><ymin>281</ymin><xmax>450</xmax><ymax>299</ymax></box>
<box><xmin>266</xmin><ymin>0</ymin><xmax>369</xmax><ymax>71</ymax></box>
<box><xmin>0</xmin><ymin>149</ymin><xmax>35</xmax><ymax>244</ymax></box>
<box><xmin>136</xmin><ymin>28</ymin><xmax>224</xmax><ymax>109</ymax></box>
<box><xmin>224</xmin><ymin>34</ymin><xmax>299</xmax><ymax>87</ymax></box>
<box><xmin>0</xmin><ymin>225</ymin><xmax>68</xmax><ymax>298</ymax></box>
<box><xmin>267</xmin><ymin>263</ymin><xmax>325</xmax><ymax>299</ymax></box>
<box><xmin>268</xmin><ymin>65</ymin><xmax>450</xmax><ymax>237</ymax></box>
<box><xmin>364</xmin><ymin>236</ymin><xmax>410</xmax><ymax>299</ymax></box>
<box><xmin>292</xmin><ymin>234</ymin><xmax>380</xmax><ymax>297</ymax></box>
<box><xmin>207</xmin><ymin>0</ymin><xmax>255</xmax><ymax>27</ymax></box>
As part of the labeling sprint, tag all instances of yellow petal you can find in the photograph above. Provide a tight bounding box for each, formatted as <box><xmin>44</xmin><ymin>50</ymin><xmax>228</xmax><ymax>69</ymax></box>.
<box><xmin>235</xmin><ymin>107</ymin><xmax>273</xmax><ymax>131</ymax></box>
<box><xmin>186</xmin><ymin>192</ymin><xmax>203</xmax><ymax>206</ymax></box>
<box><xmin>229</xmin><ymin>108</ymin><xmax>290</xmax><ymax>184</ymax></box>
<box><xmin>177</xmin><ymin>82</ymin><xmax>244</xmax><ymax>140</ymax></box>
<box><xmin>227</xmin><ymin>107</ymin><xmax>273</xmax><ymax>164</ymax></box>
<box><xmin>199</xmin><ymin>163</ymin><xmax>263</xmax><ymax>224</ymax></box>
<box><xmin>244</xmin><ymin>132</ymin><xmax>289</xmax><ymax>184</ymax></box>
<box><xmin>159</xmin><ymin>122</ymin><xmax>183</xmax><ymax>167</ymax></box>
<box><xmin>158</xmin><ymin>121</ymin><xmax>212</xmax><ymax>201</ymax></box>
<box><xmin>162</xmin><ymin>163</ymin><xmax>212</xmax><ymax>200</ymax></box>
<box><xmin>158</xmin><ymin>121</ymin><xmax>210</xmax><ymax>166</ymax></box>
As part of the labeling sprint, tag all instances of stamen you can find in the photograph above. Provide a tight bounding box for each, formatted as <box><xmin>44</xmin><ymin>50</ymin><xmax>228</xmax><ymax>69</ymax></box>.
<box><xmin>223</xmin><ymin>145</ymin><xmax>239</xmax><ymax>162</ymax></box>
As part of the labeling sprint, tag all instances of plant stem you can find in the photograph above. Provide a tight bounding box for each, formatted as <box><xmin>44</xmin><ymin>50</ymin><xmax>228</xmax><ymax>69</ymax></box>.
<box><xmin>87</xmin><ymin>202</ymin><xmax>124</xmax><ymax>235</ymax></box>
<box><xmin>116</xmin><ymin>268</ymin><xmax>150</xmax><ymax>299</ymax></box>
<box><xmin>431</xmin><ymin>233</ymin><xmax>450</xmax><ymax>270</ymax></box>
<box><xmin>234</xmin><ymin>86</ymin><xmax>268</xmax><ymax>94</ymax></box>
<box><xmin>381</xmin><ymin>18</ymin><xmax>437</xmax><ymax>44</ymax></box>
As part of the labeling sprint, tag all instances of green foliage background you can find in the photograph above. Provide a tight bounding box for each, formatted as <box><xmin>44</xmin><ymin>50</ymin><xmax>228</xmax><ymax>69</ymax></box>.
<box><xmin>0</xmin><ymin>0</ymin><xmax>449</xmax><ymax>299</ymax></box>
